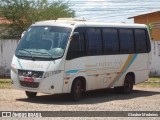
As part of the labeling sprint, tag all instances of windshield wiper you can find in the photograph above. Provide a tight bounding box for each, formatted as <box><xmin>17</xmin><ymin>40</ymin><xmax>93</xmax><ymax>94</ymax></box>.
<box><xmin>17</xmin><ymin>49</ymin><xmax>35</xmax><ymax>61</ymax></box>
<box><xmin>31</xmin><ymin>50</ymin><xmax>57</xmax><ymax>60</ymax></box>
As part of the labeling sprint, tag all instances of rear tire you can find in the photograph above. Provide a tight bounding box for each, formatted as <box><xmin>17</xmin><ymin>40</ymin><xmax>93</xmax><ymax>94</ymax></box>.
<box><xmin>71</xmin><ymin>79</ymin><xmax>83</xmax><ymax>101</ymax></box>
<box><xmin>25</xmin><ymin>91</ymin><xmax>37</xmax><ymax>98</ymax></box>
<box><xmin>114</xmin><ymin>75</ymin><xmax>134</xmax><ymax>94</ymax></box>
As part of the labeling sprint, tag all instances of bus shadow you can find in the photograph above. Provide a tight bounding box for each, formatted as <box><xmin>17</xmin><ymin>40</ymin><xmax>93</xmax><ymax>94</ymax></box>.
<box><xmin>16</xmin><ymin>88</ymin><xmax>160</xmax><ymax>105</ymax></box>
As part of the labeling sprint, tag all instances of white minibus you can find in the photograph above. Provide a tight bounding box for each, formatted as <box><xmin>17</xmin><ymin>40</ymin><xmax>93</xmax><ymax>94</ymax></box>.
<box><xmin>11</xmin><ymin>18</ymin><xmax>151</xmax><ymax>101</ymax></box>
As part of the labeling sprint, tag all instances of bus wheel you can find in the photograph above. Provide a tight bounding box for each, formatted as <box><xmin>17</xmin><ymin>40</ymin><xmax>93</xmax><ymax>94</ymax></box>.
<box><xmin>71</xmin><ymin>79</ymin><xmax>82</xmax><ymax>101</ymax></box>
<box><xmin>25</xmin><ymin>91</ymin><xmax>37</xmax><ymax>98</ymax></box>
<box><xmin>114</xmin><ymin>75</ymin><xmax>134</xmax><ymax>94</ymax></box>
<box><xmin>122</xmin><ymin>75</ymin><xmax>134</xmax><ymax>94</ymax></box>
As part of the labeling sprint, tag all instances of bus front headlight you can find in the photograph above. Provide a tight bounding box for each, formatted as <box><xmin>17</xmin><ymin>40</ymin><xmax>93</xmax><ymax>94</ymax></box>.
<box><xmin>44</xmin><ymin>70</ymin><xmax>61</xmax><ymax>78</ymax></box>
<box><xmin>11</xmin><ymin>66</ymin><xmax>18</xmax><ymax>74</ymax></box>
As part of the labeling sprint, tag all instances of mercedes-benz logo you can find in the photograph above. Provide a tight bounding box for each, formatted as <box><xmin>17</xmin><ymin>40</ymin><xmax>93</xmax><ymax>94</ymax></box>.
<box><xmin>28</xmin><ymin>71</ymin><xmax>32</xmax><ymax>75</ymax></box>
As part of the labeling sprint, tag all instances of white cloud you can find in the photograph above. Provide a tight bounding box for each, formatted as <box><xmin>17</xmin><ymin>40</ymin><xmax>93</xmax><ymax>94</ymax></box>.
<box><xmin>70</xmin><ymin>0</ymin><xmax>160</xmax><ymax>23</ymax></box>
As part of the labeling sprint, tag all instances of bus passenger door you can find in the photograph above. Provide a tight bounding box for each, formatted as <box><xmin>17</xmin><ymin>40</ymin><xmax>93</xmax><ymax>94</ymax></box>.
<box><xmin>85</xmin><ymin>56</ymin><xmax>105</xmax><ymax>90</ymax></box>
<box><xmin>85</xmin><ymin>28</ymin><xmax>105</xmax><ymax>90</ymax></box>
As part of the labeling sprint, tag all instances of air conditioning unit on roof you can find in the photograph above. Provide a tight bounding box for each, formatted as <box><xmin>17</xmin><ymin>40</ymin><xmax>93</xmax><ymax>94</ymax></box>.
<box><xmin>57</xmin><ymin>18</ymin><xmax>85</xmax><ymax>21</ymax></box>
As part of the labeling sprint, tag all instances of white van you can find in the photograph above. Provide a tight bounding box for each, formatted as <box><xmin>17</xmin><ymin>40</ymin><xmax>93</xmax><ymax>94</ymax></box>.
<box><xmin>11</xmin><ymin>18</ymin><xmax>151</xmax><ymax>101</ymax></box>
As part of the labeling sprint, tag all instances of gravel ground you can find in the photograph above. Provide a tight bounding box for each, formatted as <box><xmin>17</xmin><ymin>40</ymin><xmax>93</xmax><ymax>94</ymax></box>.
<box><xmin>0</xmin><ymin>86</ymin><xmax>160</xmax><ymax>120</ymax></box>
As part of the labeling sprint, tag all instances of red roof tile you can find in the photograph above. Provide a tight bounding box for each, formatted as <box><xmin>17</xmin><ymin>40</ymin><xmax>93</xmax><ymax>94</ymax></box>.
<box><xmin>0</xmin><ymin>17</ymin><xmax>11</xmax><ymax>24</ymax></box>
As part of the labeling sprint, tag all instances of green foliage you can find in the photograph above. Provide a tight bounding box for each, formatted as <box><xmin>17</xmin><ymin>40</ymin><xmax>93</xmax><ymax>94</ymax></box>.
<box><xmin>147</xmin><ymin>23</ymin><xmax>153</xmax><ymax>37</ymax></box>
<box><xmin>0</xmin><ymin>0</ymin><xmax>75</xmax><ymax>38</ymax></box>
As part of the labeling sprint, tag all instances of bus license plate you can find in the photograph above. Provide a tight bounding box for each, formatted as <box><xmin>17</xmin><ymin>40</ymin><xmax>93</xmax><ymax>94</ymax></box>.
<box><xmin>24</xmin><ymin>77</ymin><xmax>34</xmax><ymax>82</ymax></box>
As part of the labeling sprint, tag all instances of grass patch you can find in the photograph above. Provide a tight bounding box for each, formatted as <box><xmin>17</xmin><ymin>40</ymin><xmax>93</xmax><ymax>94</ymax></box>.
<box><xmin>136</xmin><ymin>77</ymin><xmax>160</xmax><ymax>88</ymax></box>
<box><xmin>0</xmin><ymin>79</ymin><xmax>12</xmax><ymax>89</ymax></box>
<box><xmin>0</xmin><ymin>78</ymin><xmax>159</xmax><ymax>89</ymax></box>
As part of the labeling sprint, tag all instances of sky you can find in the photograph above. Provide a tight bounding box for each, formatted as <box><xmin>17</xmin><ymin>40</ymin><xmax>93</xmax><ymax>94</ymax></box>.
<box><xmin>67</xmin><ymin>0</ymin><xmax>160</xmax><ymax>23</ymax></box>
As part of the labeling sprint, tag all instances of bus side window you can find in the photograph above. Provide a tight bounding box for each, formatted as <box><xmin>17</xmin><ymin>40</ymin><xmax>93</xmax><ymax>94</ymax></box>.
<box><xmin>134</xmin><ymin>29</ymin><xmax>148</xmax><ymax>53</ymax></box>
<box><xmin>86</xmin><ymin>28</ymin><xmax>102</xmax><ymax>56</ymax></box>
<box><xmin>119</xmin><ymin>29</ymin><xmax>135</xmax><ymax>54</ymax></box>
<box><xmin>66</xmin><ymin>27</ymin><xmax>86</xmax><ymax>60</ymax></box>
<box><xmin>102</xmin><ymin>28</ymin><xmax>119</xmax><ymax>54</ymax></box>
<box><xmin>146</xmin><ymin>30</ymin><xmax>151</xmax><ymax>52</ymax></box>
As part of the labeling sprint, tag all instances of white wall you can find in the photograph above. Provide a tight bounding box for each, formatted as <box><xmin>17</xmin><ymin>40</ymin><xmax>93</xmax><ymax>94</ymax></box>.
<box><xmin>150</xmin><ymin>41</ymin><xmax>160</xmax><ymax>77</ymax></box>
<box><xmin>0</xmin><ymin>39</ymin><xmax>19</xmax><ymax>77</ymax></box>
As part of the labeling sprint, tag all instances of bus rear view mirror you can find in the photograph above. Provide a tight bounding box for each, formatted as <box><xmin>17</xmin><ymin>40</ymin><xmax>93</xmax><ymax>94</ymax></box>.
<box><xmin>71</xmin><ymin>32</ymin><xmax>80</xmax><ymax>41</ymax></box>
<box><xmin>21</xmin><ymin>31</ymin><xmax>26</xmax><ymax>38</ymax></box>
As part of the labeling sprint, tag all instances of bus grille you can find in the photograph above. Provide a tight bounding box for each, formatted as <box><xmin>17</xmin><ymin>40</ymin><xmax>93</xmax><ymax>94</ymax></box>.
<box><xmin>18</xmin><ymin>69</ymin><xmax>44</xmax><ymax>78</ymax></box>
<box><xmin>20</xmin><ymin>81</ymin><xmax>39</xmax><ymax>88</ymax></box>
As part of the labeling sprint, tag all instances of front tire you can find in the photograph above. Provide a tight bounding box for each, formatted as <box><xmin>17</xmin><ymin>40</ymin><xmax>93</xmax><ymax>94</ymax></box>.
<box><xmin>25</xmin><ymin>91</ymin><xmax>37</xmax><ymax>98</ymax></box>
<box><xmin>71</xmin><ymin>79</ymin><xmax>82</xmax><ymax>101</ymax></box>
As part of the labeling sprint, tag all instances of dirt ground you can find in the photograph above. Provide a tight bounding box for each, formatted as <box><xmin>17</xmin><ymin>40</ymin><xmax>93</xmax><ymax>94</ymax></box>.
<box><xmin>0</xmin><ymin>86</ymin><xmax>159</xmax><ymax>120</ymax></box>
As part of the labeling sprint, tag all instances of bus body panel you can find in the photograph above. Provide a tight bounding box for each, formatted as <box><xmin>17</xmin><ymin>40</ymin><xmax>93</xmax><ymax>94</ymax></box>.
<box><xmin>65</xmin><ymin>53</ymin><xmax>150</xmax><ymax>92</ymax></box>
<box><xmin>11</xmin><ymin>55</ymin><xmax>65</xmax><ymax>94</ymax></box>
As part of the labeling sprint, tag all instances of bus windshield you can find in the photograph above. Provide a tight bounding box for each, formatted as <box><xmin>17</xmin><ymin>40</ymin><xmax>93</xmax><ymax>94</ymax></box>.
<box><xmin>16</xmin><ymin>26</ymin><xmax>71</xmax><ymax>60</ymax></box>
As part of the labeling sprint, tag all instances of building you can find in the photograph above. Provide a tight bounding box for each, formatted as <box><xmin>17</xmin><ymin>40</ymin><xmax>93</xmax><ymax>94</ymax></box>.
<box><xmin>128</xmin><ymin>11</ymin><xmax>160</xmax><ymax>41</ymax></box>
<box><xmin>129</xmin><ymin>11</ymin><xmax>160</xmax><ymax>76</ymax></box>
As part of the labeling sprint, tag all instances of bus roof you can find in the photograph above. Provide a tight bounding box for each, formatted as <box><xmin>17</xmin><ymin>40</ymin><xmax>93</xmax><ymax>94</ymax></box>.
<box><xmin>32</xmin><ymin>18</ymin><xmax>147</xmax><ymax>29</ymax></box>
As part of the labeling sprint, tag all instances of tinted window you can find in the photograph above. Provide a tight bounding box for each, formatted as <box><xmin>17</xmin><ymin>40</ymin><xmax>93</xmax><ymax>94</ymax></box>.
<box><xmin>146</xmin><ymin>31</ymin><xmax>151</xmax><ymax>52</ymax></box>
<box><xmin>119</xmin><ymin>29</ymin><xmax>135</xmax><ymax>54</ymax></box>
<box><xmin>102</xmin><ymin>28</ymin><xmax>119</xmax><ymax>54</ymax></box>
<box><xmin>66</xmin><ymin>27</ymin><xmax>86</xmax><ymax>60</ymax></box>
<box><xmin>86</xmin><ymin>28</ymin><xmax>102</xmax><ymax>55</ymax></box>
<box><xmin>134</xmin><ymin>29</ymin><xmax>148</xmax><ymax>53</ymax></box>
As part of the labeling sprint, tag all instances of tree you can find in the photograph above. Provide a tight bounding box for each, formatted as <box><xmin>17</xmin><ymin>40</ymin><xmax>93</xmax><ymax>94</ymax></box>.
<box><xmin>0</xmin><ymin>0</ymin><xmax>75</xmax><ymax>38</ymax></box>
<box><xmin>147</xmin><ymin>23</ymin><xmax>153</xmax><ymax>39</ymax></box>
